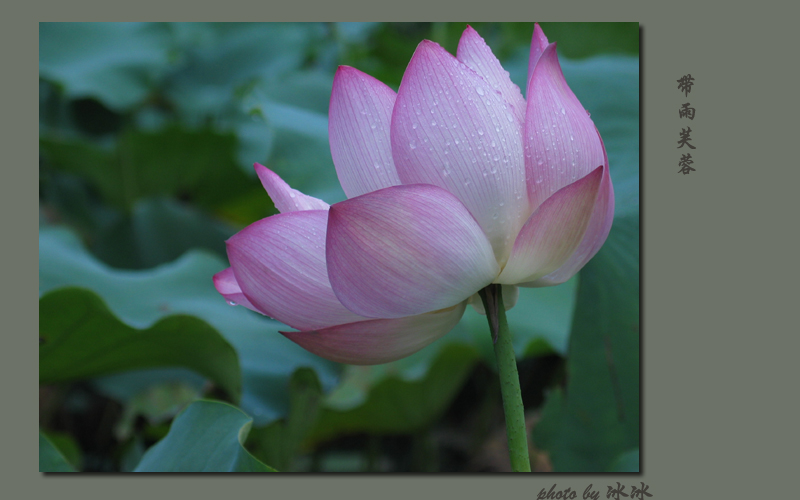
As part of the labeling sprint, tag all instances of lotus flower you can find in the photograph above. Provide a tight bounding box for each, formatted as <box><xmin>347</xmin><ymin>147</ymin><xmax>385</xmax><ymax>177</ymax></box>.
<box><xmin>214</xmin><ymin>24</ymin><xmax>614</xmax><ymax>365</ymax></box>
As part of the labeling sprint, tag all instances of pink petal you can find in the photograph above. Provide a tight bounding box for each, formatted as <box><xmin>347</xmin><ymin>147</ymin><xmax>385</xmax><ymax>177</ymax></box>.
<box><xmin>522</xmin><ymin>131</ymin><xmax>615</xmax><ymax>286</ymax></box>
<box><xmin>456</xmin><ymin>25</ymin><xmax>526</xmax><ymax>124</ymax></box>
<box><xmin>254</xmin><ymin>163</ymin><xmax>329</xmax><ymax>213</ymax></box>
<box><xmin>281</xmin><ymin>301</ymin><xmax>467</xmax><ymax>365</ymax></box>
<box><xmin>329</xmin><ymin>66</ymin><xmax>401</xmax><ymax>198</ymax></box>
<box><xmin>467</xmin><ymin>285</ymin><xmax>519</xmax><ymax>315</ymax></box>
<box><xmin>497</xmin><ymin>165</ymin><xmax>604</xmax><ymax>285</ymax></box>
<box><xmin>391</xmin><ymin>40</ymin><xmax>528</xmax><ymax>264</ymax></box>
<box><xmin>524</xmin><ymin>43</ymin><xmax>605</xmax><ymax>214</ymax></box>
<box><xmin>226</xmin><ymin>210</ymin><xmax>367</xmax><ymax>331</ymax></box>
<box><xmin>326</xmin><ymin>184</ymin><xmax>499</xmax><ymax>319</ymax></box>
<box><xmin>527</xmin><ymin>23</ymin><xmax>550</xmax><ymax>88</ymax></box>
<box><xmin>212</xmin><ymin>267</ymin><xmax>258</xmax><ymax>313</ymax></box>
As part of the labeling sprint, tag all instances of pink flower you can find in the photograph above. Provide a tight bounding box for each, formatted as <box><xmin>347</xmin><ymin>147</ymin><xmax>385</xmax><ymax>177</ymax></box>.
<box><xmin>214</xmin><ymin>24</ymin><xmax>614</xmax><ymax>365</ymax></box>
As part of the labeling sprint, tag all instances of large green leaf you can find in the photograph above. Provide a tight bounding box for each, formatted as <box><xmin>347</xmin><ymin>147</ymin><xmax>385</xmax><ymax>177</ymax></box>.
<box><xmin>310</xmin><ymin>343</ymin><xmax>479</xmax><ymax>441</ymax></box>
<box><xmin>39</xmin><ymin>125</ymin><xmax>260</xmax><ymax>212</ymax></box>
<box><xmin>39</xmin><ymin>22</ymin><xmax>172</xmax><ymax>111</ymax></box>
<box><xmin>40</xmin><ymin>287</ymin><xmax>242</xmax><ymax>400</ymax></box>
<box><xmin>39</xmin><ymin>431</ymin><xmax>76</xmax><ymax>472</ymax></box>
<box><xmin>532</xmin><ymin>212</ymin><xmax>640</xmax><ymax>472</ymax></box>
<box><xmin>92</xmin><ymin>198</ymin><xmax>237</xmax><ymax>269</ymax></box>
<box><xmin>163</xmin><ymin>23</ymin><xmax>325</xmax><ymax>119</ymax></box>
<box><xmin>133</xmin><ymin>400</ymin><xmax>276</xmax><ymax>472</ymax></box>
<box><xmin>608</xmin><ymin>449</ymin><xmax>640</xmax><ymax>472</ymax></box>
<box><xmin>247</xmin><ymin>368</ymin><xmax>324</xmax><ymax>471</ymax></box>
<box><xmin>39</xmin><ymin>227</ymin><xmax>341</xmax><ymax>425</ymax></box>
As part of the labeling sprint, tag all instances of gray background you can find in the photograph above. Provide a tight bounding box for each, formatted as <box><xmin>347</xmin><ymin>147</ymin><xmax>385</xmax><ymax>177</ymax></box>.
<box><xmin>18</xmin><ymin>1</ymin><xmax>798</xmax><ymax>499</ymax></box>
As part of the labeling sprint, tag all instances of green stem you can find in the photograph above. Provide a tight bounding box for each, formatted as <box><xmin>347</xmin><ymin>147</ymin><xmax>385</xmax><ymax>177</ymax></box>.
<box><xmin>479</xmin><ymin>284</ymin><xmax>531</xmax><ymax>472</ymax></box>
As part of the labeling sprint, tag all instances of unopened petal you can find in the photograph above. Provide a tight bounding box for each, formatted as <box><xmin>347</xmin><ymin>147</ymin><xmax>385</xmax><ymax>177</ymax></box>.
<box><xmin>391</xmin><ymin>40</ymin><xmax>528</xmax><ymax>264</ymax></box>
<box><xmin>522</xmin><ymin>132</ymin><xmax>615</xmax><ymax>286</ymax></box>
<box><xmin>226</xmin><ymin>210</ymin><xmax>366</xmax><ymax>331</ymax></box>
<box><xmin>527</xmin><ymin>23</ymin><xmax>550</xmax><ymax>88</ymax></box>
<box><xmin>212</xmin><ymin>267</ymin><xmax>258</xmax><ymax>312</ymax></box>
<box><xmin>525</xmin><ymin>43</ymin><xmax>605</xmax><ymax>213</ymax></box>
<box><xmin>255</xmin><ymin>163</ymin><xmax>329</xmax><ymax>213</ymax></box>
<box><xmin>327</xmin><ymin>184</ymin><xmax>499</xmax><ymax>319</ymax></box>
<box><xmin>329</xmin><ymin>66</ymin><xmax>401</xmax><ymax>198</ymax></box>
<box><xmin>281</xmin><ymin>302</ymin><xmax>467</xmax><ymax>365</ymax></box>
<box><xmin>457</xmin><ymin>25</ymin><xmax>526</xmax><ymax>124</ymax></box>
<box><xmin>497</xmin><ymin>165</ymin><xmax>604</xmax><ymax>285</ymax></box>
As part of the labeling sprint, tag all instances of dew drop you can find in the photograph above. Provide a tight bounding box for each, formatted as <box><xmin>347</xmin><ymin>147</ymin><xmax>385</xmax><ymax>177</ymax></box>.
<box><xmin>228</xmin><ymin>301</ymin><xmax>237</xmax><ymax>306</ymax></box>
<box><xmin>478</xmin><ymin>128</ymin><xmax>484</xmax><ymax>136</ymax></box>
<box><xmin>431</xmin><ymin>120</ymin><xmax>437</xmax><ymax>126</ymax></box>
<box><xmin>370</xmin><ymin>123</ymin><xmax>377</xmax><ymax>130</ymax></box>
<box><xmin>560</xmin><ymin>107</ymin><xmax>566</xmax><ymax>115</ymax></box>
<box><xmin>289</xmin><ymin>192</ymin><xmax>296</xmax><ymax>198</ymax></box>
<box><xmin>476</xmin><ymin>87</ymin><xmax>485</xmax><ymax>96</ymax></box>
<box><xmin>412</xmin><ymin>122</ymin><xmax>418</xmax><ymax>129</ymax></box>
<box><xmin>409</xmin><ymin>141</ymin><xmax>417</xmax><ymax>150</ymax></box>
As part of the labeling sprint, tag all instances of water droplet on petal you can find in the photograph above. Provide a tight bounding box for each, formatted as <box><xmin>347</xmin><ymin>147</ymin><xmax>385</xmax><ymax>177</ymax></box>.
<box><xmin>409</xmin><ymin>141</ymin><xmax>417</xmax><ymax>150</ymax></box>
<box><xmin>476</xmin><ymin>87</ymin><xmax>485</xmax><ymax>96</ymax></box>
<box><xmin>228</xmin><ymin>301</ymin><xmax>237</xmax><ymax>306</ymax></box>
<box><xmin>560</xmin><ymin>107</ymin><xmax>566</xmax><ymax>115</ymax></box>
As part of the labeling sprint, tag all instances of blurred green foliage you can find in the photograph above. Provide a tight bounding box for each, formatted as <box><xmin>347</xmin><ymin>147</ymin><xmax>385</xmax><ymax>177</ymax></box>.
<box><xmin>39</xmin><ymin>22</ymin><xmax>639</xmax><ymax>472</ymax></box>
